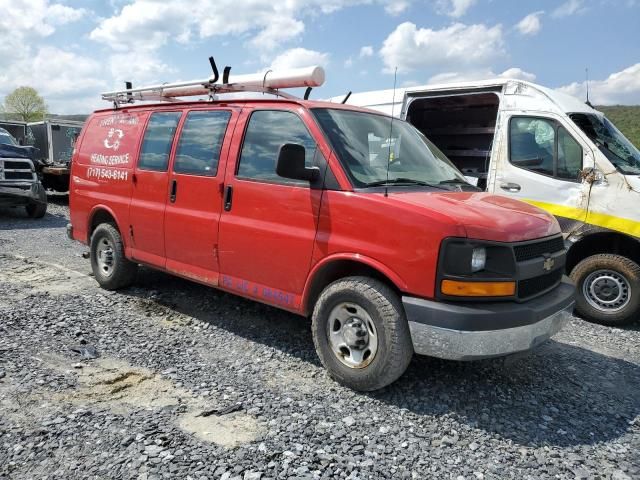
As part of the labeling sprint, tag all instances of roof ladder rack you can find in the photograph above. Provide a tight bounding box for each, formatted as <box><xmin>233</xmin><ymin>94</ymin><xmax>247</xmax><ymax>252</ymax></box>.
<box><xmin>101</xmin><ymin>56</ymin><xmax>325</xmax><ymax>107</ymax></box>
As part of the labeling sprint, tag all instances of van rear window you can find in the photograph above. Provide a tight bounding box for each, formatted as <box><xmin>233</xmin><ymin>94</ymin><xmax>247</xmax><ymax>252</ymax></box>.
<box><xmin>138</xmin><ymin>112</ymin><xmax>182</xmax><ymax>171</ymax></box>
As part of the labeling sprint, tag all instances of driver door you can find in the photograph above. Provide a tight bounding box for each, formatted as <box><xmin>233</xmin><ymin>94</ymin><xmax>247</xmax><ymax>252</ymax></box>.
<box><xmin>492</xmin><ymin>113</ymin><xmax>594</xmax><ymax>227</ymax></box>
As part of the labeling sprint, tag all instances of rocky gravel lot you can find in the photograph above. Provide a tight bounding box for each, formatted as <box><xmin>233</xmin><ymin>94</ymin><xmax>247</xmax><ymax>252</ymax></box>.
<box><xmin>1</xmin><ymin>197</ymin><xmax>639</xmax><ymax>480</ymax></box>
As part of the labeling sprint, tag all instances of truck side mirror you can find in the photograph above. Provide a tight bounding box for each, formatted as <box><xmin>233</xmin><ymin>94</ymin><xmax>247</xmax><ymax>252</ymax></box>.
<box><xmin>276</xmin><ymin>143</ymin><xmax>319</xmax><ymax>182</ymax></box>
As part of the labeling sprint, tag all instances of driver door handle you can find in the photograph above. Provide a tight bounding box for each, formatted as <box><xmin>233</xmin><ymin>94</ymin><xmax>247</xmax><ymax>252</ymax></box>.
<box><xmin>500</xmin><ymin>182</ymin><xmax>521</xmax><ymax>192</ymax></box>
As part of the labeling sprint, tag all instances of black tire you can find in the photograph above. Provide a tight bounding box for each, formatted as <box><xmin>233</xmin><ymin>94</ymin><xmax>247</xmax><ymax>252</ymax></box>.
<box><xmin>311</xmin><ymin>276</ymin><xmax>413</xmax><ymax>391</ymax></box>
<box><xmin>90</xmin><ymin>223</ymin><xmax>137</xmax><ymax>290</ymax></box>
<box><xmin>26</xmin><ymin>188</ymin><xmax>47</xmax><ymax>219</ymax></box>
<box><xmin>570</xmin><ymin>254</ymin><xmax>640</xmax><ymax>326</ymax></box>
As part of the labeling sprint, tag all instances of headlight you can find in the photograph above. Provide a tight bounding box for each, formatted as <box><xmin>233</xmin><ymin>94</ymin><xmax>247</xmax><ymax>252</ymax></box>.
<box><xmin>471</xmin><ymin>247</ymin><xmax>486</xmax><ymax>272</ymax></box>
<box><xmin>438</xmin><ymin>238</ymin><xmax>517</xmax><ymax>299</ymax></box>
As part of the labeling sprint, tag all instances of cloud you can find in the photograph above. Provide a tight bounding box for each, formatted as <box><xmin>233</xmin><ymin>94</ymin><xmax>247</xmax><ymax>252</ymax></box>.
<box><xmin>269</xmin><ymin>48</ymin><xmax>329</xmax><ymax>71</ymax></box>
<box><xmin>557</xmin><ymin>63</ymin><xmax>640</xmax><ymax>105</ymax></box>
<box><xmin>47</xmin><ymin>4</ymin><xmax>87</xmax><ymax>25</ymax></box>
<box><xmin>428</xmin><ymin>67</ymin><xmax>536</xmax><ymax>84</ymax></box>
<box><xmin>552</xmin><ymin>0</ymin><xmax>587</xmax><ymax>18</ymax></box>
<box><xmin>0</xmin><ymin>0</ymin><xmax>86</xmax><ymax>62</ymax></box>
<box><xmin>516</xmin><ymin>11</ymin><xmax>544</xmax><ymax>36</ymax></box>
<box><xmin>359</xmin><ymin>46</ymin><xmax>374</xmax><ymax>58</ymax></box>
<box><xmin>380</xmin><ymin>22</ymin><xmax>504</xmax><ymax>74</ymax></box>
<box><xmin>90</xmin><ymin>0</ymin><xmax>414</xmax><ymax>52</ymax></box>
<box><xmin>436</xmin><ymin>0</ymin><xmax>477</xmax><ymax>18</ymax></box>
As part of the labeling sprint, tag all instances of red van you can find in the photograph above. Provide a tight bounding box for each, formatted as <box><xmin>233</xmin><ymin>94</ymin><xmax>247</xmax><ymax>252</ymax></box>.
<box><xmin>68</xmin><ymin>71</ymin><xmax>575</xmax><ymax>391</ymax></box>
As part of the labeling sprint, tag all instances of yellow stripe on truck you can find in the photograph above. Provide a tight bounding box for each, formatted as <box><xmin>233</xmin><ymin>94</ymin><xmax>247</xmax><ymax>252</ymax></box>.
<box><xmin>524</xmin><ymin>199</ymin><xmax>640</xmax><ymax>238</ymax></box>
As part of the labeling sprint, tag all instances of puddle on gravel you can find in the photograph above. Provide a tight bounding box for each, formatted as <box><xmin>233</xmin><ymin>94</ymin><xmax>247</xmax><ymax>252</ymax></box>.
<box><xmin>36</xmin><ymin>354</ymin><xmax>263</xmax><ymax>448</ymax></box>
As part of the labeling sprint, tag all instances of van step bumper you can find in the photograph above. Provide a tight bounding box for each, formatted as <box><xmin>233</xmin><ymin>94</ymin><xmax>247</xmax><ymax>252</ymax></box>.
<box><xmin>403</xmin><ymin>278</ymin><xmax>575</xmax><ymax>360</ymax></box>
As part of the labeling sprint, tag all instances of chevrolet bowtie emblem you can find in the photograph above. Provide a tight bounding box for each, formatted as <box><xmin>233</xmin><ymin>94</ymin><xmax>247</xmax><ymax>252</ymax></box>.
<box><xmin>543</xmin><ymin>257</ymin><xmax>555</xmax><ymax>271</ymax></box>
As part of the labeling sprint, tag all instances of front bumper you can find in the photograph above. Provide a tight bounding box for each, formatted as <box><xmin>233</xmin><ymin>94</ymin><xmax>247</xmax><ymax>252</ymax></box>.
<box><xmin>0</xmin><ymin>182</ymin><xmax>44</xmax><ymax>207</ymax></box>
<box><xmin>403</xmin><ymin>278</ymin><xmax>575</xmax><ymax>360</ymax></box>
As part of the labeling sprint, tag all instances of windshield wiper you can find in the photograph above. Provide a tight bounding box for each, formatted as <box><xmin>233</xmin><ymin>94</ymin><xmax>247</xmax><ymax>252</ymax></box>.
<box><xmin>364</xmin><ymin>178</ymin><xmax>447</xmax><ymax>189</ymax></box>
<box><xmin>439</xmin><ymin>178</ymin><xmax>469</xmax><ymax>185</ymax></box>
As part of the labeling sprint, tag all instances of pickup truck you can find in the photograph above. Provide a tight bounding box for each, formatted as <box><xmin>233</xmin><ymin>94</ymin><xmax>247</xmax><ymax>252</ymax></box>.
<box><xmin>0</xmin><ymin>127</ymin><xmax>47</xmax><ymax>218</ymax></box>
<box><xmin>68</xmin><ymin>67</ymin><xmax>575</xmax><ymax>390</ymax></box>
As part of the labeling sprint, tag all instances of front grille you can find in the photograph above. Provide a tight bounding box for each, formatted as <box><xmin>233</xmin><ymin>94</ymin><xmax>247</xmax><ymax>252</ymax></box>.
<box><xmin>4</xmin><ymin>171</ymin><xmax>34</xmax><ymax>180</ymax></box>
<box><xmin>514</xmin><ymin>236</ymin><xmax>565</xmax><ymax>262</ymax></box>
<box><xmin>3</xmin><ymin>160</ymin><xmax>28</xmax><ymax>169</ymax></box>
<box><xmin>0</xmin><ymin>159</ymin><xmax>36</xmax><ymax>182</ymax></box>
<box><xmin>518</xmin><ymin>269</ymin><xmax>563</xmax><ymax>299</ymax></box>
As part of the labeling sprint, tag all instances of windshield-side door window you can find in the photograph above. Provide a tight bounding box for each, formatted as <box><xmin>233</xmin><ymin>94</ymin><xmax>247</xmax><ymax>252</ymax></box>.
<box><xmin>509</xmin><ymin>116</ymin><xmax>583</xmax><ymax>181</ymax></box>
<box><xmin>237</xmin><ymin>110</ymin><xmax>317</xmax><ymax>185</ymax></box>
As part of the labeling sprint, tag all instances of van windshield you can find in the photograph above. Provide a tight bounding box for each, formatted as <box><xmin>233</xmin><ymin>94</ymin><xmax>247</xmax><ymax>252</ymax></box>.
<box><xmin>570</xmin><ymin>113</ymin><xmax>640</xmax><ymax>175</ymax></box>
<box><xmin>312</xmin><ymin>108</ymin><xmax>471</xmax><ymax>189</ymax></box>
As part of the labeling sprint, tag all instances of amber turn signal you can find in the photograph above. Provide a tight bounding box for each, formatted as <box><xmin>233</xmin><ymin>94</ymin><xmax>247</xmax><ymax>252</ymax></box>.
<box><xmin>441</xmin><ymin>279</ymin><xmax>516</xmax><ymax>297</ymax></box>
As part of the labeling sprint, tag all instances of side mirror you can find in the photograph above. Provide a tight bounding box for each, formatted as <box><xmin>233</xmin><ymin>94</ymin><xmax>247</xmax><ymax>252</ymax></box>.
<box><xmin>276</xmin><ymin>143</ymin><xmax>319</xmax><ymax>182</ymax></box>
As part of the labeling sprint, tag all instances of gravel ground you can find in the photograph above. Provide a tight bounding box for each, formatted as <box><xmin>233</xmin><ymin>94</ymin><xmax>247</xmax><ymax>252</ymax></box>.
<box><xmin>0</xmin><ymin>197</ymin><xmax>639</xmax><ymax>480</ymax></box>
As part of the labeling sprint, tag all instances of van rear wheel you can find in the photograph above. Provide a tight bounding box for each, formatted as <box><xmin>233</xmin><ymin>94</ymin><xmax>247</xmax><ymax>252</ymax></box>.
<box><xmin>90</xmin><ymin>223</ymin><xmax>137</xmax><ymax>290</ymax></box>
<box><xmin>570</xmin><ymin>254</ymin><xmax>640</xmax><ymax>326</ymax></box>
<box><xmin>311</xmin><ymin>276</ymin><xmax>413</xmax><ymax>391</ymax></box>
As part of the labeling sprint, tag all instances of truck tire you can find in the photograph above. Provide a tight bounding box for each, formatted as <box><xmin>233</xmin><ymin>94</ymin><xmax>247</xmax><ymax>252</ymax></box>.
<box><xmin>311</xmin><ymin>276</ymin><xmax>413</xmax><ymax>391</ymax></box>
<box><xmin>570</xmin><ymin>254</ymin><xmax>640</xmax><ymax>326</ymax></box>
<box><xmin>26</xmin><ymin>188</ymin><xmax>47</xmax><ymax>219</ymax></box>
<box><xmin>90</xmin><ymin>223</ymin><xmax>137</xmax><ymax>290</ymax></box>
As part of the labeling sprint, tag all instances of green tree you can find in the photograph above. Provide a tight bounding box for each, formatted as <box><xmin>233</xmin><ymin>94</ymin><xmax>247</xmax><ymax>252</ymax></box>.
<box><xmin>2</xmin><ymin>86</ymin><xmax>48</xmax><ymax>122</ymax></box>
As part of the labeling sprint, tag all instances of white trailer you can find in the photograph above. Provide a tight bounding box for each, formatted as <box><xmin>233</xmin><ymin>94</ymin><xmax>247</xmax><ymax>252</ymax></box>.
<box><xmin>336</xmin><ymin>79</ymin><xmax>640</xmax><ymax>326</ymax></box>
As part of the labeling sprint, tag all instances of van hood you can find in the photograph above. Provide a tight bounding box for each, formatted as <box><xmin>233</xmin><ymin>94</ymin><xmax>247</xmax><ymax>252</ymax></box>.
<box><xmin>388</xmin><ymin>191</ymin><xmax>559</xmax><ymax>242</ymax></box>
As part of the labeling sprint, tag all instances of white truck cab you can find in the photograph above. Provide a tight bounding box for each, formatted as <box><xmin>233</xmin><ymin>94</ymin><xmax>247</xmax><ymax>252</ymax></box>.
<box><xmin>338</xmin><ymin>79</ymin><xmax>640</xmax><ymax>326</ymax></box>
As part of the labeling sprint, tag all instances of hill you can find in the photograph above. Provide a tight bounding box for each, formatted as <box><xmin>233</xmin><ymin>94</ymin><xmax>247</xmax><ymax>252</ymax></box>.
<box><xmin>596</xmin><ymin>105</ymin><xmax>640</xmax><ymax>149</ymax></box>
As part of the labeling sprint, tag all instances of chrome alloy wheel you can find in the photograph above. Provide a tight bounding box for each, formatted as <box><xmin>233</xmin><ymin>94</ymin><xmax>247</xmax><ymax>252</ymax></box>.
<box><xmin>327</xmin><ymin>302</ymin><xmax>378</xmax><ymax>369</ymax></box>
<box><xmin>583</xmin><ymin>269</ymin><xmax>631</xmax><ymax>313</ymax></box>
<box><xmin>96</xmin><ymin>237</ymin><xmax>115</xmax><ymax>278</ymax></box>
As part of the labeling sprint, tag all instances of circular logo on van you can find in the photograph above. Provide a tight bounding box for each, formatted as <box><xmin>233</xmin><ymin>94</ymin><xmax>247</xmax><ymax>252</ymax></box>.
<box><xmin>103</xmin><ymin>128</ymin><xmax>124</xmax><ymax>151</ymax></box>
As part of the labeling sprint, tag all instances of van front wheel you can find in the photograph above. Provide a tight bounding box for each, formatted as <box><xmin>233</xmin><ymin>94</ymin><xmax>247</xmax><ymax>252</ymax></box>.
<box><xmin>570</xmin><ymin>254</ymin><xmax>640</xmax><ymax>326</ymax></box>
<box><xmin>311</xmin><ymin>276</ymin><xmax>413</xmax><ymax>391</ymax></box>
<box><xmin>90</xmin><ymin>223</ymin><xmax>137</xmax><ymax>290</ymax></box>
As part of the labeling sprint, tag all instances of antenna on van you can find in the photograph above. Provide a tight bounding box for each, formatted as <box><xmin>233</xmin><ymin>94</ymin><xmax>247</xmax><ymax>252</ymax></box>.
<box><xmin>384</xmin><ymin>67</ymin><xmax>398</xmax><ymax>198</ymax></box>
<box><xmin>585</xmin><ymin>67</ymin><xmax>593</xmax><ymax>107</ymax></box>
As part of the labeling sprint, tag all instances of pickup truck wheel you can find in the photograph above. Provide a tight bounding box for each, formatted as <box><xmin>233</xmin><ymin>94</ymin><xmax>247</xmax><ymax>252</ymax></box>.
<box><xmin>570</xmin><ymin>254</ymin><xmax>640</xmax><ymax>326</ymax></box>
<box><xmin>90</xmin><ymin>223</ymin><xmax>137</xmax><ymax>290</ymax></box>
<box><xmin>26</xmin><ymin>187</ymin><xmax>48</xmax><ymax>219</ymax></box>
<box><xmin>312</xmin><ymin>276</ymin><xmax>413</xmax><ymax>391</ymax></box>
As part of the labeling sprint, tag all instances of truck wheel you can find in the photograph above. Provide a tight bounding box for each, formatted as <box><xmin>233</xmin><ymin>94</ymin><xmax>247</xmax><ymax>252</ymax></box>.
<box><xmin>570</xmin><ymin>254</ymin><xmax>640</xmax><ymax>326</ymax></box>
<box><xmin>311</xmin><ymin>276</ymin><xmax>413</xmax><ymax>391</ymax></box>
<box><xmin>90</xmin><ymin>223</ymin><xmax>137</xmax><ymax>290</ymax></box>
<box><xmin>26</xmin><ymin>188</ymin><xmax>47</xmax><ymax>219</ymax></box>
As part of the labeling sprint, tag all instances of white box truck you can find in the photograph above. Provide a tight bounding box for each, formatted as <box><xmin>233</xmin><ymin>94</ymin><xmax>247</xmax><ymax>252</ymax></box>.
<box><xmin>337</xmin><ymin>79</ymin><xmax>640</xmax><ymax>326</ymax></box>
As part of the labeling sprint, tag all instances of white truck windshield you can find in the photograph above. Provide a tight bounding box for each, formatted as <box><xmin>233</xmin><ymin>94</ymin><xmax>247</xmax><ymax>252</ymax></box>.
<box><xmin>312</xmin><ymin>108</ymin><xmax>470</xmax><ymax>189</ymax></box>
<box><xmin>571</xmin><ymin>113</ymin><xmax>640</xmax><ymax>175</ymax></box>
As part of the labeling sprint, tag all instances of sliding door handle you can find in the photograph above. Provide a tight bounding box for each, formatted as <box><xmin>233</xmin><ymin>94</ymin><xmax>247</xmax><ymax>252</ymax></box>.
<box><xmin>169</xmin><ymin>179</ymin><xmax>178</xmax><ymax>203</ymax></box>
<box><xmin>223</xmin><ymin>185</ymin><xmax>233</xmax><ymax>211</ymax></box>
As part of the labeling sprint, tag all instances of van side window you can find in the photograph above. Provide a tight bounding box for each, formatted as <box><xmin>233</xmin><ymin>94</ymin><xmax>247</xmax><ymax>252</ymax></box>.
<box><xmin>509</xmin><ymin>117</ymin><xmax>583</xmax><ymax>181</ymax></box>
<box><xmin>174</xmin><ymin>111</ymin><xmax>231</xmax><ymax>176</ymax></box>
<box><xmin>237</xmin><ymin>110</ymin><xmax>316</xmax><ymax>184</ymax></box>
<box><xmin>138</xmin><ymin>112</ymin><xmax>182</xmax><ymax>171</ymax></box>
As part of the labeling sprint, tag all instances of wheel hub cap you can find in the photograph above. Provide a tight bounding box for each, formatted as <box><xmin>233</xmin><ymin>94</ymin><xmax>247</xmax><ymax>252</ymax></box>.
<box><xmin>583</xmin><ymin>269</ymin><xmax>631</xmax><ymax>313</ymax></box>
<box><xmin>327</xmin><ymin>302</ymin><xmax>378</xmax><ymax>369</ymax></box>
<box><xmin>96</xmin><ymin>238</ymin><xmax>115</xmax><ymax>277</ymax></box>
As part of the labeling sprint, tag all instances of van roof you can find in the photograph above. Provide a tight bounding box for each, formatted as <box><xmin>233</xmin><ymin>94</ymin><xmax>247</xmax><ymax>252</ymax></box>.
<box><xmin>92</xmin><ymin>97</ymin><xmax>382</xmax><ymax>115</ymax></box>
<box><xmin>330</xmin><ymin>79</ymin><xmax>601</xmax><ymax>116</ymax></box>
